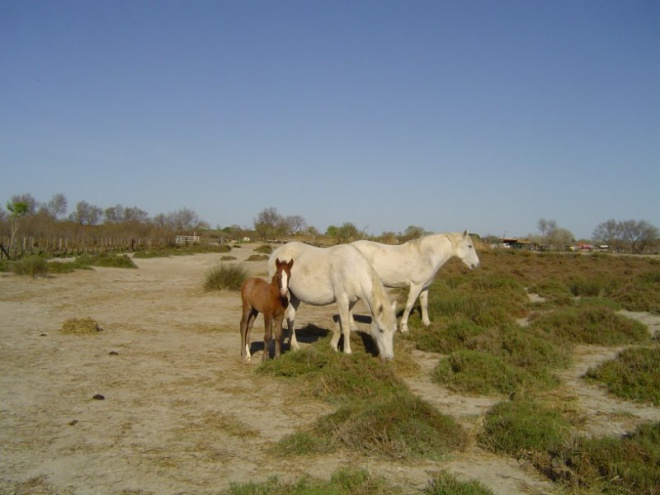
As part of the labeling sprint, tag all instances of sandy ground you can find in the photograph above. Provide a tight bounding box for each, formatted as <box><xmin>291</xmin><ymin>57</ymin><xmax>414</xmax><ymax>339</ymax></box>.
<box><xmin>1</xmin><ymin>245</ymin><xmax>658</xmax><ymax>495</ymax></box>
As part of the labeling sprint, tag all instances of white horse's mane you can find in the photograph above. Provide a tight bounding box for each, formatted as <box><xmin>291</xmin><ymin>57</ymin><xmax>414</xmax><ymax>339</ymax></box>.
<box><xmin>409</xmin><ymin>232</ymin><xmax>462</xmax><ymax>253</ymax></box>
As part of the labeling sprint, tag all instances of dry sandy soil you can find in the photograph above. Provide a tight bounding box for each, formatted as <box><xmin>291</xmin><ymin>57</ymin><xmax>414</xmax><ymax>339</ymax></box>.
<box><xmin>1</xmin><ymin>245</ymin><xmax>658</xmax><ymax>495</ymax></box>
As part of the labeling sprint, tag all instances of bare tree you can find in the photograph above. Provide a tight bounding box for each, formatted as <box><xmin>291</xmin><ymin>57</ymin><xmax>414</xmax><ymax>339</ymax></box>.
<box><xmin>285</xmin><ymin>215</ymin><xmax>307</xmax><ymax>235</ymax></box>
<box><xmin>166</xmin><ymin>208</ymin><xmax>208</xmax><ymax>232</ymax></box>
<box><xmin>618</xmin><ymin>220</ymin><xmax>658</xmax><ymax>254</ymax></box>
<box><xmin>69</xmin><ymin>201</ymin><xmax>103</xmax><ymax>226</ymax></box>
<box><xmin>538</xmin><ymin>218</ymin><xmax>557</xmax><ymax>245</ymax></box>
<box><xmin>104</xmin><ymin>204</ymin><xmax>125</xmax><ymax>224</ymax></box>
<box><xmin>254</xmin><ymin>207</ymin><xmax>285</xmax><ymax>240</ymax></box>
<box><xmin>6</xmin><ymin>200</ymin><xmax>30</xmax><ymax>256</ymax></box>
<box><xmin>592</xmin><ymin>219</ymin><xmax>619</xmax><ymax>247</ymax></box>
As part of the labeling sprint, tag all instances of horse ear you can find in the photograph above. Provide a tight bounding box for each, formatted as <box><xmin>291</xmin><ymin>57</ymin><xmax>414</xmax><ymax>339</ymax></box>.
<box><xmin>463</xmin><ymin>230</ymin><xmax>469</xmax><ymax>238</ymax></box>
<box><xmin>287</xmin><ymin>259</ymin><xmax>294</xmax><ymax>269</ymax></box>
<box><xmin>275</xmin><ymin>258</ymin><xmax>282</xmax><ymax>267</ymax></box>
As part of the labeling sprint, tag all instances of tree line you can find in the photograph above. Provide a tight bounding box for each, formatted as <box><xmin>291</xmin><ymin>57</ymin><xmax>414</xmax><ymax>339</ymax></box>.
<box><xmin>2</xmin><ymin>193</ymin><xmax>658</xmax><ymax>255</ymax></box>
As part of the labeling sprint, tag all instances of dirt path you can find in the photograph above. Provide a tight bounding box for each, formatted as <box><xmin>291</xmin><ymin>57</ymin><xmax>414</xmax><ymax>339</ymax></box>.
<box><xmin>1</xmin><ymin>247</ymin><xmax>658</xmax><ymax>495</ymax></box>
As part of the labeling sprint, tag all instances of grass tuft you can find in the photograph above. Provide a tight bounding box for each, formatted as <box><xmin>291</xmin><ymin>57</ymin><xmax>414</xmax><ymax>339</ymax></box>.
<box><xmin>585</xmin><ymin>346</ymin><xmax>660</xmax><ymax>405</ymax></box>
<box><xmin>61</xmin><ymin>317</ymin><xmax>102</xmax><ymax>335</ymax></box>
<box><xmin>204</xmin><ymin>263</ymin><xmax>247</xmax><ymax>291</ymax></box>
<box><xmin>8</xmin><ymin>256</ymin><xmax>50</xmax><ymax>277</ymax></box>
<box><xmin>479</xmin><ymin>399</ymin><xmax>570</xmax><ymax>456</ymax></box>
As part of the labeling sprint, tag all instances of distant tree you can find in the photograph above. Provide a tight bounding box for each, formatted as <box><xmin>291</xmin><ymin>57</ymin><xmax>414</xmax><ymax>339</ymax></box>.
<box><xmin>403</xmin><ymin>225</ymin><xmax>425</xmax><ymax>241</ymax></box>
<box><xmin>123</xmin><ymin>206</ymin><xmax>149</xmax><ymax>223</ymax></box>
<box><xmin>592</xmin><ymin>219</ymin><xmax>619</xmax><ymax>247</ymax></box>
<box><xmin>69</xmin><ymin>201</ymin><xmax>103</xmax><ymax>226</ymax></box>
<box><xmin>537</xmin><ymin>218</ymin><xmax>557</xmax><ymax>245</ymax></box>
<box><xmin>305</xmin><ymin>226</ymin><xmax>319</xmax><ymax>237</ymax></box>
<box><xmin>104</xmin><ymin>204</ymin><xmax>125</xmax><ymax>224</ymax></box>
<box><xmin>378</xmin><ymin>231</ymin><xmax>399</xmax><ymax>244</ymax></box>
<box><xmin>285</xmin><ymin>215</ymin><xmax>307</xmax><ymax>235</ymax></box>
<box><xmin>166</xmin><ymin>208</ymin><xmax>208</xmax><ymax>232</ymax></box>
<box><xmin>618</xmin><ymin>220</ymin><xmax>658</xmax><ymax>254</ymax></box>
<box><xmin>6</xmin><ymin>200</ymin><xmax>31</xmax><ymax>255</ymax></box>
<box><xmin>39</xmin><ymin>193</ymin><xmax>67</xmax><ymax>219</ymax></box>
<box><xmin>336</xmin><ymin>222</ymin><xmax>360</xmax><ymax>243</ymax></box>
<box><xmin>593</xmin><ymin>219</ymin><xmax>658</xmax><ymax>253</ymax></box>
<box><xmin>548</xmin><ymin>227</ymin><xmax>575</xmax><ymax>248</ymax></box>
<box><xmin>10</xmin><ymin>194</ymin><xmax>38</xmax><ymax>215</ymax></box>
<box><xmin>254</xmin><ymin>207</ymin><xmax>289</xmax><ymax>239</ymax></box>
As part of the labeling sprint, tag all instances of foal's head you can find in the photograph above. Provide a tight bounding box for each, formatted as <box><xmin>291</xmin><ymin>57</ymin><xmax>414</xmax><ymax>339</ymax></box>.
<box><xmin>274</xmin><ymin>258</ymin><xmax>294</xmax><ymax>297</ymax></box>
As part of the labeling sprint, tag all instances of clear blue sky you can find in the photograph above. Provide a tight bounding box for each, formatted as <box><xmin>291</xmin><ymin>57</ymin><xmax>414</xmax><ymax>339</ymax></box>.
<box><xmin>2</xmin><ymin>1</ymin><xmax>658</xmax><ymax>239</ymax></box>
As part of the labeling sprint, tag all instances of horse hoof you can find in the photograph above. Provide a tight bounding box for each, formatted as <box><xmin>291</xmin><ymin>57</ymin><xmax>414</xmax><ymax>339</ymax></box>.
<box><xmin>400</xmin><ymin>326</ymin><xmax>410</xmax><ymax>333</ymax></box>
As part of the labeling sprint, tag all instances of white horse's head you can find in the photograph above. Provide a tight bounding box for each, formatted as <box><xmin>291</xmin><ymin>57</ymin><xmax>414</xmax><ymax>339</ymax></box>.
<box><xmin>455</xmin><ymin>231</ymin><xmax>480</xmax><ymax>270</ymax></box>
<box><xmin>369</xmin><ymin>300</ymin><xmax>397</xmax><ymax>360</ymax></box>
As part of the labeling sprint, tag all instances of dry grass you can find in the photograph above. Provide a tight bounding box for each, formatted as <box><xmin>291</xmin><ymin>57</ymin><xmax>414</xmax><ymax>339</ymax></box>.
<box><xmin>61</xmin><ymin>317</ymin><xmax>102</xmax><ymax>335</ymax></box>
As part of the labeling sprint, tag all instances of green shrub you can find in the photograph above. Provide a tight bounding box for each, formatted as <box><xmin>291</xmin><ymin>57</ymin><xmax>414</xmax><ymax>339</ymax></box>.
<box><xmin>224</xmin><ymin>468</ymin><xmax>399</xmax><ymax>495</ymax></box>
<box><xmin>423</xmin><ymin>471</ymin><xmax>495</xmax><ymax>495</ymax></box>
<box><xmin>312</xmin><ymin>394</ymin><xmax>467</xmax><ymax>460</ymax></box>
<box><xmin>259</xmin><ymin>341</ymin><xmax>407</xmax><ymax>402</ymax></box>
<box><xmin>204</xmin><ymin>263</ymin><xmax>247</xmax><ymax>291</ymax></box>
<box><xmin>432</xmin><ymin>350</ymin><xmax>559</xmax><ymax>396</ymax></box>
<box><xmin>9</xmin><ymin>255</ymin><xmax>49</xmax><ymax>277</ymax></box>
<box><xmin>246</xmin><ymin>254</ymin><xmax>269</xmax><ymax>261</ymax></box>
<box><xmin>585</xmin><ymin>346</ymin><xmax>660</xmax><ymax>405</ymax></box>
<box><xmin>554</xmin><ymin>422</ymin><xmax>660</xmax><ymax>494</ymax></box>
<box><xmin>608</xmin><ymin>281</ymin><xmax>660</xmax><ymax>313</ymax></box>
<box><xmin>254</xmin><ymin>244</ymin><xmax>273</xmax><ymax>254</ymax></box>
<box><xmin>479</xmin><ymin>399</ymin><xmax>570</xmax><ymax>456</ymax></box>
<box><xmin>529</xmin><ymin>306</ymin><xmax>649</xmax><ymax>345</ymax></box>
<box><xmin>89</xmin><ymin>253</ymin><xmax>137</xmax><ymax>268</ymax></box>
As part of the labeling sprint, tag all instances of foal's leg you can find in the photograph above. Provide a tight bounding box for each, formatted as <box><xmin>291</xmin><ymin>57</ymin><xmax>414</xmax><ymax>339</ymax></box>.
<box><xmin>262</xmin><ymin>313</ymin><xmax>273</xmax><ymax>361</ymax></box>
<box><xmin>240</xmin><ymin>307</ymin><xmax>258</xmax><ymax>362</ymax></box>
<box><xmin>273</xmin><ymin>313</ymin><xmax>284</xmax><ymax>358</ymax></box>
<box><xmin>285</xmin><ymin>296</ymin><xmax>301</xmax><ymax>350</ymax></box>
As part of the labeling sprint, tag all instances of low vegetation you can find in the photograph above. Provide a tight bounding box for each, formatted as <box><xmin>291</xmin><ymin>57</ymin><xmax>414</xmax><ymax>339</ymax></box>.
<box><xmin>260</xmin><ymin>333</ymin><xmax>467</xmax><ymax>461</ymax></box>
<box><xmin>203</xmin><ymin>263</ymin><xmax>247</xmax><ymax>291</ymax></box>
<box><xmin>585</xmin><ymin>346</ymin><xmax>660</xmax><ymax>406</ymax></box>
<box><xmin>223</xmin><ymin>468</ymin><xmax>496</xmax><ymax>495</ymax></box>
<box><xmin>1</xmin><ymin>253</ymin><xmax>137</xmax><ymax>276</ymax></box>
<box><xmin>61</xmin><ymin>317</ymin><xmax>102</xmax><ymax>335</ymax></box>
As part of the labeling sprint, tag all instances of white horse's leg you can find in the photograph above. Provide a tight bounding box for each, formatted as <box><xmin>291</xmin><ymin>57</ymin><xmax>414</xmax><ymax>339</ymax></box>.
<box><xmin>338</xmin><ymin>298</ymin><xmax>353</xmax><ymax>354</ymax></box>
<box><xmin>419</xmin><ymin>288</ymin><xmax>431</xmax><ymax>327</ymax></box>
<box><xmin>400</xmin><ymin>284</ymin><xmax>424</xmax><ymax>333</ymax></box>
<box><xmin>286</xmin><ymin>296</ymin><xmax>301</xmax><ymax>350</ymax></box>
<box><xmin>348</xmin><ymin>310</ymin><xmax>359</xmax><ymax>331</ymax></box>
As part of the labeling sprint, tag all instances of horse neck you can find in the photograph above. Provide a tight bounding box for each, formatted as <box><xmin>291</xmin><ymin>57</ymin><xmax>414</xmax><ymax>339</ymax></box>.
<box><xmin>364</xmin><ymin>273</ymin><xmax>394</xmax><ymax>325</ymax></box>
<box><xmin>421</xmin><ymin>234</ymin><xmax>457</xmax><ymax>267</ymax></box>
<box><xmin>270</xmin><ymin>271</ymin><xmax>283</xmax><ymax>294</ymax></box>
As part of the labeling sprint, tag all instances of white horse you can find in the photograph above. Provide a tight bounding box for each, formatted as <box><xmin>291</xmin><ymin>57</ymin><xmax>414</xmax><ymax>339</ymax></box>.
<box><xmin>267</xmin><ymin>242</ymin><xmax>397</xmax><ymax>360</ymax></box>
<box><xmin>352</xmin><ymin>231</ymin><xmax>480</xmax><ymax>332</ymax></box>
